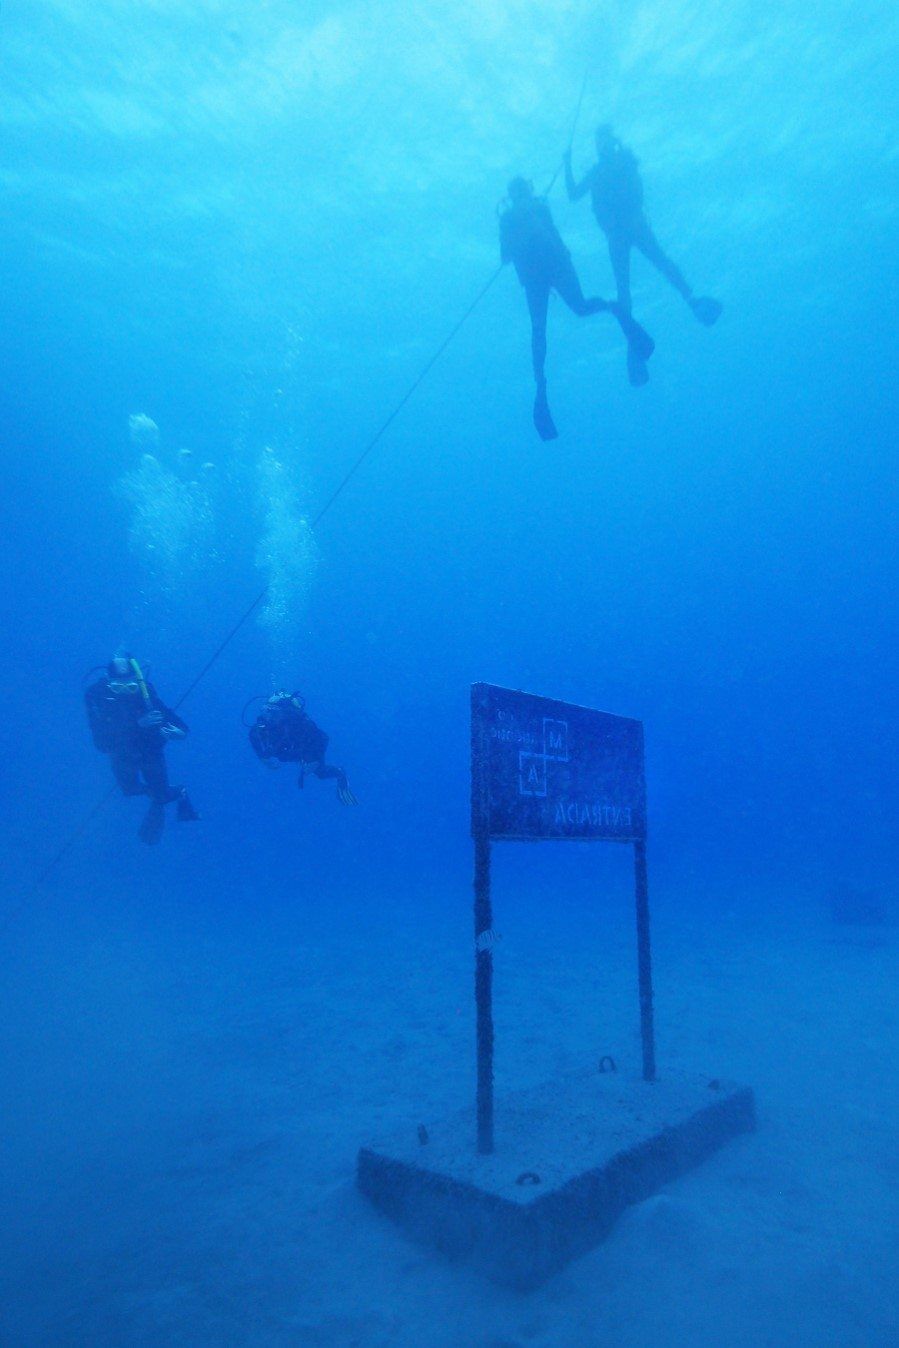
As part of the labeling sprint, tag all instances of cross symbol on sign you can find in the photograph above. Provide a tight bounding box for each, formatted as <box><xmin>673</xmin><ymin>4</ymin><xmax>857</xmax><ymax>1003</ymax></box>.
<box><xmin>518</xmin><ymin>718</ymin><xmax>569</xmax><ymax>797</ymax></box>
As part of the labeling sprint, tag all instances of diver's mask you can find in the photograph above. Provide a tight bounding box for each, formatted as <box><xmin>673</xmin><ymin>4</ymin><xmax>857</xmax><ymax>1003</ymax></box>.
<box><xmin>268</xmin><ymin>690</ymin><xmax>305</xmax><ymax>712</ymax></box>
<box><xmin>108</xmin><ymin>656</ymin><xmax>149</xmax><ymax>701</ymax></box>
<box><xmin>108</xmin><ymin>678</ymin><xmax>140</xmax><ymax>696</ymax></box>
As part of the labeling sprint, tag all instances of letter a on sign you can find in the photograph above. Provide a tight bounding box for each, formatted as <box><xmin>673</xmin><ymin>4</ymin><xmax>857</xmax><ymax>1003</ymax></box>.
<box><xmin>518</xmin><ymin>752</ymin><xmax>547</xmax><ymax>798</ymax></box>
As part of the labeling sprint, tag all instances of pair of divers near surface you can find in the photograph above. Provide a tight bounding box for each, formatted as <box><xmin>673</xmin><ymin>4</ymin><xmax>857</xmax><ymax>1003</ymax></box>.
<box><xmin>501</xmin><ymin>125</ymin><xmax>722</xmax><ymax>440</ymax></box>
<box><xmin>86</xmin><ymin>656</ymin><xmax>356</xmax><ymax>844</ymax></box>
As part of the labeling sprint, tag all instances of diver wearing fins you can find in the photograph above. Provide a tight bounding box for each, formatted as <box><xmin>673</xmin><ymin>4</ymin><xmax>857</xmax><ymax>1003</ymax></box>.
<box><xmin>85</xmin><ymin>652</ymin><xmax>199</xmax><ymax>845</ymax></box>
<box><xmin>565</xmin><ymin>125</ymin><xmax>722</xmax><ymax>385</ymax></box>
<box><xmin>248</xmin><ymin>692</ymin><xmax>358</xmax><ymax>806</ymax></box>
<box><xmin>499</xmin><ymin>174</ymin><xmax>655</xmax><ymax>439</ymax></box>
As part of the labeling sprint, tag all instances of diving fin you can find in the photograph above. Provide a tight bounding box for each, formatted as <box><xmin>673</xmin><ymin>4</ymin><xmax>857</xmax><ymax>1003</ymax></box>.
<box><xmin>336</xmin><ymin>773</ymin><xmax>358</xmax><ymax>806</ymax></box>
<box><xmin>138</xmin><ymin>800</ymin><xmax>165</xmax><ymax>845</ymax></box>
<box><xmin>690</xmin><ymin>296</ymin><xmax>722</xmax><ymax>326</ymax></box>
<box><xmin>533</xmin><ymin>382</ymin><xmax>558</xmax><ymax>441</ymax></box>
<box><xmin>176</xmin><ymin>789</ymin><xmax>199</xmax><ymax>822</ymax></box>
<box><xmin>611</xmin><ymin>306</ymin><xmax>655</xmax><ymax>363</ymax></box>
<box><xmin>627</xmin><ymin>346</ymin><xmax>650</xmax><ymax>388</ymax></box>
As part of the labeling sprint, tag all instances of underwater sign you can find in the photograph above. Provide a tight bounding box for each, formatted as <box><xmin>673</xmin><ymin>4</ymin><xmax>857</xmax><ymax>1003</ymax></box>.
<box><xmin>470</xmin><ymin>683</ymin><xmax>646</xmax><ymax>843</ymax></box>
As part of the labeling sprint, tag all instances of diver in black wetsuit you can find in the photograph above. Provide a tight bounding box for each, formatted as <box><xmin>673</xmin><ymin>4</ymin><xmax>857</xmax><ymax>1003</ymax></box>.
<box><xmin>499</xmin><ymin>175</ymin><xmax>654</xmax><ymax>439</ymax></box>
<box><xmin>85</xmin><ymin>652</ymin><xmax>199</xmax><ymax>845</ymax></box>
<box><xmin>565</xmin><ymin>125</ymin><xmax>722</xmax><ymax>384</ymax></box>
<box><xmin>248</xmin><ymin>692</ymin><xmax>358</xmax><ymax>805</ymax></box>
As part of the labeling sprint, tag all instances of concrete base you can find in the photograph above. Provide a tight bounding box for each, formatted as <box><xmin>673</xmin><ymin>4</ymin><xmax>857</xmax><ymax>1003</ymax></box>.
<box><xmin>358</xmin><ymin>1068</ymin><xmax>755</xmax><ymax>1289</ymax></box>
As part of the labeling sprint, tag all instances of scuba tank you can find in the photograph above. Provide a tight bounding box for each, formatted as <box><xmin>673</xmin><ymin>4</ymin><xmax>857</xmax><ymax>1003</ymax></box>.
<box><xmin>247</xmin><ymin>692</ymin><xmax>306</xmax><ymax>766</ymax></box>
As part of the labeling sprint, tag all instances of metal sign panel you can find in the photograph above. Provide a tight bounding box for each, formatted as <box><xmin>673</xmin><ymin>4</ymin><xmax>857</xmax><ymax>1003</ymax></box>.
<box><xmin>471</xmin><ymin>683</ymin><xmax>646</xmax><ymax>843</ymax></box>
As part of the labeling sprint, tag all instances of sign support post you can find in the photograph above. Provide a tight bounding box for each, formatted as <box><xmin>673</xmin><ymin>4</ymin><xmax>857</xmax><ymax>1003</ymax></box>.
<box><xmin>473</xmin><ymin>830</ymin><xmax>494</xmax><ymax>1154</ymax></box>
<box><xmin>633</xmin><ymin>838</ymin><xmax>655</xmax><ymax>1082</ymax></box>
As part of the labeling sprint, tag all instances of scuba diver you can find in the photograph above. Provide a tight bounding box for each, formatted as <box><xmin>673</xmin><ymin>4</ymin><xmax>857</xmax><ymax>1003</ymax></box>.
<box><xmin>85</xmin><ymin>652</ymin><xmax>199</xmax><ymax>845</ymax></box>
<box><xmin>248</xmin><ymin>692</ymin><xmax>358</xmax><ymax>806</ymax></box>
<box><xmin>499</xmin><ymin>174</ymin><xmax>655</xmax><ymax>439</ymax></box>
<box><xmin>564</xmin><ymin>126</ymin><xmax>722</xmax><ymax>385</ymax></box>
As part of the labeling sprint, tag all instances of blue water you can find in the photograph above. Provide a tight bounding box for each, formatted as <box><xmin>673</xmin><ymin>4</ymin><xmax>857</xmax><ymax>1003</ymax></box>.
<box><xmin>2</xmin><ymin>2</ymin><xmax>897</xmax><ymax>1344</ymax></box>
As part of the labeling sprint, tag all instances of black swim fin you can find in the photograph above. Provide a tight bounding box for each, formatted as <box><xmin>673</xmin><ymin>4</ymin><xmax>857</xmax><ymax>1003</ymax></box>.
<box><xmin>176</xmin><ymin>789</ymin><xmax>199</xmax><ymax>822</ymax></box>
<box><xmin>533</xmin><ymin>382</ymin><xmax>558</xmax><ymax>441</ymax></box>
<box><xmin>627</xmin><ymin>346</ymin><xmax>650</xmax><ymax>388</ymax></box>
<box><xmin>690</xmin><ymin>296</ymin><xmax>722</xmax><ymax>326</ymax></box>
<box><xmin>611</xmin><ymin>306</ymin><xmax>655</xmax><ymax>363</ymax></box>
<box><xmin>138</xmin><ymin>800</ymin><xmax>165</xmax><ymax>845</ymax></box>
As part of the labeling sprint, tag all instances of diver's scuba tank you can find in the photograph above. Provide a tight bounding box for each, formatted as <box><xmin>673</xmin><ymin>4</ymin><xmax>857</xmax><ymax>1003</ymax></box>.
<box><xmin>246</xmin><ymin>691</ymin><xmax>306</xmax><ymax>765</ymax></box>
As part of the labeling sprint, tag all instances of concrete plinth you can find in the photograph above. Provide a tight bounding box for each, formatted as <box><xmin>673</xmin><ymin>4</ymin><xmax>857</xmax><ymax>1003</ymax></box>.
<box><xmin>358</xmin><ymin>1068</ymin><xmax>755</xmax><ymax>1289</ymax></box>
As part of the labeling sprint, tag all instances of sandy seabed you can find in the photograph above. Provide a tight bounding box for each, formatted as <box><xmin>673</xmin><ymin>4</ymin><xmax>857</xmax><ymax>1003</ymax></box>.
<box><xmin>2</xmin><ymin>885</ymin><xmax>897</xmax><ymax>1347</ymax></box>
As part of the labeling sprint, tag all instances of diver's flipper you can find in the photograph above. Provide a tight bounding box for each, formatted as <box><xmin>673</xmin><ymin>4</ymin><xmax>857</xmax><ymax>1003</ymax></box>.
<box><xmin>138</xmin><ymin>801</ymin><xmax>165</xmax><ymax>845</ymax></box>
<box><xmin>176</xmin><ymin>789</ymin><xmax>199</xmax><ymax>822</ymax></box>
<box><xmin>336</xmin><ymin>774</ymin><xmax>358</xmax><ymax>806</ymax></box>
<box><xmin>627</xmin><ymin>346</ymin><xmax>650</xmax><ymax>388</ymax></box>
<box><xmin>611</xmin><ymin>306</ymin><xmax>655</xmax><ymax>363</ymax></box>
<box><xmin>533</xmin><ymin>383</ymin><xmax>558</xmax><ymax>441</ymax></box>
<box><xmin>690</xmin><ymin>296</ymin><xmax>722</xmax><ymax>327</ymax></box>
<box><xmin>625</xmin><ymin>318</ymin><xmax>655</xmax><ymax>363</ymax></box>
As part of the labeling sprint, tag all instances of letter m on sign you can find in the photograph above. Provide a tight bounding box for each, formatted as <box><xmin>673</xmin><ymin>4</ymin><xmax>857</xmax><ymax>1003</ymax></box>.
<box><xmin>543</xmin><ymin>718</ymin><xmax>568</xmax><ymax>762</ymax></box>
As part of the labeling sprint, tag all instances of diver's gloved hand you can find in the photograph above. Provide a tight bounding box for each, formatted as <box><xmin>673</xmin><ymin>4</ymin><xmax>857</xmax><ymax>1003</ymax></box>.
<box><xmin>137</xmin><ymin>710</ymin><xmax>164</xmax><ymax>729</ymax></box>
<box><xmin>160</xmin><ymin>723</ymin><xmax>186</xmax><ymax>740</ymax></box>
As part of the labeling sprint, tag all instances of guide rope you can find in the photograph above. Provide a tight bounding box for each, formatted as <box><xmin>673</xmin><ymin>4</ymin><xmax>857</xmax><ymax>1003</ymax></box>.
<box><xmin>34</xmin><ymin>786</ymin><xmax>118</xmax><ymax>887</ymax></box>
<box><xmin>32</xmin><ymin>73</ymin><xmax>590</xmax><ymax>891</ymax></box>
<box><xmin>543</xmin><ymin>64</ymin><xmax>590</xmax><ymax>197</ymax></box>
<box><xmin>173</xmin><ymin>262</ymin><xmax>504</xmax><ymax>713</ymax></box>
